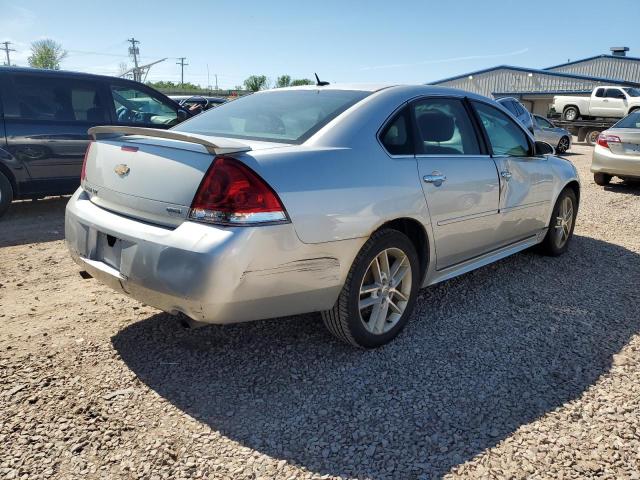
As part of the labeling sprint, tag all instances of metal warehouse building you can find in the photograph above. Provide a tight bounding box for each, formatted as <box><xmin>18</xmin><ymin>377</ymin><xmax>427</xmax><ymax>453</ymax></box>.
<box><xmin>430</xmin><ymin>47</ymin><xmax>640</xmax><ymax>116</ymax></box>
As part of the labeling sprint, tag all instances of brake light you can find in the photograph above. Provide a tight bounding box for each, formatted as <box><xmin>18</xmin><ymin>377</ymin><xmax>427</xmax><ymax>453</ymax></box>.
<box><xmin>189</xmin><ymin>157</ymin><xmax>288</xmax><ymax>225</ymax></box>
<box><xmin>597</xmin><ymin>134</ymin><xmax>621</xmax><ymax>149</ymax></box>
<box><xmin>81</xmin><ymin>141</ymin><xmax>93</xmax><ymax>182</ymax></box>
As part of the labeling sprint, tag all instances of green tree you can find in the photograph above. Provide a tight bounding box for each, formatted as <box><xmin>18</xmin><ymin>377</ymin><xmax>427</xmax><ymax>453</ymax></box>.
<box><xmin>275</xmin><ymin>75</ymin><xmax>291</xmax><ymax>88</ymax></box>
<box><xmin>28</xmin><ymin>39</ymin><xmax>67</xmax><ymax>70</ymax></box>
<box><xmin>290</xmin><ymin>78</ymin><xmax>313</xmax><ymax>86</ymax></box>
<box><xmin>244</xmin><ymin>75</ymin><xmax>268</xmax><ymax>92</ymax></box>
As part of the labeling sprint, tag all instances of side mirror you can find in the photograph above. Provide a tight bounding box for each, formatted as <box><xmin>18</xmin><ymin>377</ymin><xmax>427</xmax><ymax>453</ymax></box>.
<box><xmin>535</xmin><ymin>141</ymin><xmax>555</xmax><ymax>156</ymax></box>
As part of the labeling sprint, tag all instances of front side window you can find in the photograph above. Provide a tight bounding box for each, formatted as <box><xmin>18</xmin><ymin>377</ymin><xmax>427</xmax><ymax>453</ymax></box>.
<box><xmin>175</xmin><ymin>89</ymin><xmax>370</xmax><ymax>143</ymax></box>
<box><xmin>535</xmin><ymin>116</ymin><xmax>553</xmax><ymax>129</ymax></box>
<box><xmin>613</xmin><ymin>111</ymin><xmax>640</xmax><ymax>128</ymax></box>
<box><xmin>605</xmin><ymin>88</ymin><xmax>625</xmax><ymax>99</ymax></box>
<box><xmin>472</xmin><ymin>101</ymin><xmax>531</xmax><ymax>157</ymax></box>
<box><xmin>412</xmin><ymin>98</ymin><xmax>480</xmax><ymax>155</ymax></box>
<box><xmin>5</xmin><ymin>74</ymin><xmax>108</xmax><ymax>123</ymax></box>
<box><xmin>111</xmin><ymin>84</ymin><xmax>179</xmax><ymax>126</ymax></box>
<box><xmin>380</xmin><ymin>107</ymin><xmax>413</xmax><ymax>155</ymax></box>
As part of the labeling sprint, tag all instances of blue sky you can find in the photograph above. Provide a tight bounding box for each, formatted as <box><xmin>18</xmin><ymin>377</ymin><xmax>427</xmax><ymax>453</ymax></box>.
<box><xmin>1</xmin><ymin>0</ymin><xmax>639</xmax><ymax>88</ymax></box>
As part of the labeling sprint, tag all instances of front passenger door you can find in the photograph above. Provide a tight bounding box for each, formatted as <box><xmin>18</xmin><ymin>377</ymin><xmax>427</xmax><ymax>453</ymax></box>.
<box><xmin>471</xmin><ymin>101</ymin><xmax>551</xmax><ymax>245</ymax></box>
<box><xmin>413</xmin><ymin>97</ymin><xmax>501</xmax><ymax>270</ymax></box>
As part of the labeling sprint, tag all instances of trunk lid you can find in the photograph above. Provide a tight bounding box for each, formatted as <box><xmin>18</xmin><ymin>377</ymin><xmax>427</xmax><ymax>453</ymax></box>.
<box><xmin>607</xmin><ymin>128</ymin><xmax>640</xmax><ymax>157</ymax></box>
<box><xmin>83</xmin><ymin>127</ymin><xmax>285</xmax><ymax>227</ymax></box>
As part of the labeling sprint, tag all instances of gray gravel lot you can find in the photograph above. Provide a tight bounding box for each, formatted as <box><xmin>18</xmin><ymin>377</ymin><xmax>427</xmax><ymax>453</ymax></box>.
<box><xmin>1</xmin><ymin>143</ymin><xmax>639</xmax><ymax>479</ymax></box>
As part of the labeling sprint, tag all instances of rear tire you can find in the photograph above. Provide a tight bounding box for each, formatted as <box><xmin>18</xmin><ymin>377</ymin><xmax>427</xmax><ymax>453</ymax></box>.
<box><xmin>563</xmin><ymin>106</ymin><xmax>579</xmax><ymax>121</ymax></box>
<box><xmin>593</xmin><ymin>172</ymin><xmax>612</xmax><ymax>186</ymax></box>
<box><xmin>322</xmin><ymin>229</ymin><xmax>420</xmax><ymax>348</ymax></box>
<box><xmin>539</xmin><ymin>188</ymin><xmax>577</xmax><ymax>257</ymax></box>
<box><xmin>0</xmin><ymin>172</ymin><xmax>14</xmax><ymax>218</ymax></box>
<box><xmin>585</xmin><ymin>130</ymin><xmax>600</xmax><ymax>146</ymax></box>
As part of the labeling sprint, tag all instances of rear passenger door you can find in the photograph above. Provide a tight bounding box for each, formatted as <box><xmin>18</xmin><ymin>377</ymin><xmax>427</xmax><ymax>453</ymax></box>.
<box><xmin>412</xmin><ymin>97</ymin><xmax>501</xmax><ymax>270</ymax></box>
<box><xmin>2</xmin><ymin>73</ymin><xmax>111</xmax><ymax>195</ymax></box>
<box><xmin>471</xmin><ymin>101</ymin><xmax>551</xmax><ymax>244</ymax></box>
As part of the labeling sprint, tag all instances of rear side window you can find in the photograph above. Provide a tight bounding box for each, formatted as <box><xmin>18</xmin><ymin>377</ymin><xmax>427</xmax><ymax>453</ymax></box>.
<box><xmin>412</xmin><ymin>98</ymin><xmax>481</xmax><ymax>155</ymax></box>
<box><xmin>379</xmin><ymin>107</ymin><xmax>413</xmax><ymax>155</ymax></box>
<box><xmin>175</xmin><ymin>89</ymin><xmax>370</xmax><ymax>144</ymax></box>
<box><xmin>472</xmin><ymin>101</ymin><xmax>531</xmax><ymax>157</ymax></box>
<box><xmin>3</xmin><ymin>74</ymin><xmax>108</xmax><ymax>123</ymax></box>
<box><xmin>595</xmin><ymin>88</ymin><xmax>605</xmax><ymax>98</ymax></box>
<box><xmin>500</xmin><ymin>100</ymin><xmax>517</xmax><ymax>115</ymax></box>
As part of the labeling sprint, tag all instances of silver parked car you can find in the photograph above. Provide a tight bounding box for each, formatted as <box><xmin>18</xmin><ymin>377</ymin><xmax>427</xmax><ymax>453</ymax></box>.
<box><xmin>532</xmin><ymin>114</ymin><xmax>572</xmax><ymax>153</ymax></box>
<box><xmin>591</xmin><ymin>111</ymin><xmax>640</xmax><ymax>185</ymax></box>
<box><xmin>65</xmin><ymin>85</ymin><xmax>580</xmax><ymax>348</ymax></box>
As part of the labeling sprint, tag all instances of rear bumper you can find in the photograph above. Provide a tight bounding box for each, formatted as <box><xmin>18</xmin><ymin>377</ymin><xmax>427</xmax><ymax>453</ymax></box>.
<box><xmin>65</xmin><ymin>188</ymin><xmax>363</xmax><ymax>324</ymax></box>
<box><xmin>591</xmin><ymin>145</ymin><xmax>640</xmax><ymax>178</ymax></box>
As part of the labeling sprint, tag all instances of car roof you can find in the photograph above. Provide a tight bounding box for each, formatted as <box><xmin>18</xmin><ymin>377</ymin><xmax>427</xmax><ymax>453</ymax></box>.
<box><xmin>0</xmin><ymin>66</ymin><xmax>130</xmax><ymax>82</ymax></box>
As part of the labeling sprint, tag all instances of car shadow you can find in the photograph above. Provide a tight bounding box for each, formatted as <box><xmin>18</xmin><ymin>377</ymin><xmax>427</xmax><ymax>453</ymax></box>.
<box><xmin>112</xmin><ymin>235</ymin><xmax>640</xmax><ymax>478</ymax></box>
<box><xmin>604</xmin><ymin>181</ymin><xmax>640</xmax><ymax>196</ymax></box>
<box><xmin>0</xmin><ymin>196</ymin><xmax>68</xmax><ymax>247</ymax></box>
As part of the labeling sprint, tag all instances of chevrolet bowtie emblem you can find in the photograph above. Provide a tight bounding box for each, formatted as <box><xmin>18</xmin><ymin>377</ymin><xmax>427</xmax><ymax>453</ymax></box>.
<box><xmin>114</xmin><ymin>164</ymin><xmax>130</xmax><ymax>177</ymax></box>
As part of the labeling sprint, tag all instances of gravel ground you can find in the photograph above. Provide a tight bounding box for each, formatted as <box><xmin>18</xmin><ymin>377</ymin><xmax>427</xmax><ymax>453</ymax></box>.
<box><xmin>1</xmin><ymin>143</ymin><xmax>639</xmax><ymax>479</ymax></box>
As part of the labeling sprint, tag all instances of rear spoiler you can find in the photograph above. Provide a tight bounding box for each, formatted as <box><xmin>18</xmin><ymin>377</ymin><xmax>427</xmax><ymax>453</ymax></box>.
<box><xmin>88</xmin><ymin>126</ymin><xmax>252</xmax><ymax>156</ymax></box>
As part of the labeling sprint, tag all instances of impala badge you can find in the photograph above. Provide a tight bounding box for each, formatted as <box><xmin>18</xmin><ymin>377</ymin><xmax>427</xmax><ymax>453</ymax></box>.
<box><xmin>114</xmin><ymin>164</ymin><xmax>130</xmax><ymax>177</ymax></box>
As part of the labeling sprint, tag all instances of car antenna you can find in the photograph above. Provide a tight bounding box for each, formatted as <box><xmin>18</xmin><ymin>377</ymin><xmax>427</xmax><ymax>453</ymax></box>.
<box><xmin>315</xmin><ymin>73</ymin><xmax>330</xmax><ymax>87</ymax></box>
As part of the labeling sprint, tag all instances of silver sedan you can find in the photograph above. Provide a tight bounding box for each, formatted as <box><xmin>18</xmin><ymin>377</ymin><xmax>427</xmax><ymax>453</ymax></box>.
<box><xmin>533</xmin><ymin>114</ymin><xmax>572</xmax><ymax>154</ymax></box>
<box><xmin>65</xmin><ymin>85</ymin><xmax>580</xmax><ymax>348</ymax></box>
<box><xmin>591</xmin><ymin>111</ymin><xmax>640</xmax><ymax>185</ymax></box>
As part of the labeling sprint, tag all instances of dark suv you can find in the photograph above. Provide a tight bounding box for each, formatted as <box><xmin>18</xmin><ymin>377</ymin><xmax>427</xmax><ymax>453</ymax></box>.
<box><xmin>0</xmin><ymin>67</ymin><xmax>191</xmax><ymax>216</ymax></box>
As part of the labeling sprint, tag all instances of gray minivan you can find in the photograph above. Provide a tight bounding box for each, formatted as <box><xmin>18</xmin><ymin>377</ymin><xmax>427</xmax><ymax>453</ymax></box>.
<box><xmin>0</xmin><ymin>67</ymin><xmax>191</xmax><ymax>216</ymax></box>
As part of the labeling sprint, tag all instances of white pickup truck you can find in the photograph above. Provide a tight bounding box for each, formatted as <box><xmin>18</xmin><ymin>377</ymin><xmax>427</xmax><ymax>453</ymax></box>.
<box><xmin>551</xmin><ymin>86</ymin><xmax>640</xmax><ymax>121</ymax></box>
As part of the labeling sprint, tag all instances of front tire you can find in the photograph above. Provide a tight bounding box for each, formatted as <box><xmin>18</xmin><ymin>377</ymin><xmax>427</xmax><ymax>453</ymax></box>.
<box><xmin>563</xmin><ymin>106</ymin><xmax>579</xmax><ymax>121</ymax></box>
<box><xmin>539</xmin><ymin>188</ymin><xmax>577</xmax><ymax>256</ymax></box>
<box><xmin>0</xmin><ymin>172</ymin><xmax>14</xmax><ymax>218</ymax></box>
<box><xmin>556</xmin><ymin>136</ymin><xmax>570</xmax><ymax>153</ymax></box>
<box><xmin>593</xmin><ymin>172</ymin><xmax>612</xmax><ymax>186</ymax></box>
<box><xmin>322</xmin><ymin>229</ymin><xmax>420</xmax><ymax>348</ymax></box>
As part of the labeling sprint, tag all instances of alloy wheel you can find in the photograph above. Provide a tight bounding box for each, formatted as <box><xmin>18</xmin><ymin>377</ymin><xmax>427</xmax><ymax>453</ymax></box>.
<box><xmin>558</xmin><ymin>137</ymin><xmax>570</xmax><ymax>152</ymax></box>
<box><xmin>358</xmin><ymin>247</ymin><xmax>412</xmax><ymax>335</ymax></box>
<box><xmin>554</xmin><ymin>196</ymin><xmax>574</xmax><ymax>248</ymax></box>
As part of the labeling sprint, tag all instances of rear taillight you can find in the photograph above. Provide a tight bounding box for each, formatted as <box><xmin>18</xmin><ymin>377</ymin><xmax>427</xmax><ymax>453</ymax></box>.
<box><xmin>189</xmin><ymin>157</ymin><xmax>288</xmax><ymax>225</ymax></box>
<box><xmin>81</xmin><ymin>141</ymin><xmax>93</xmax><ymax>182</ymax></box>
<box><xmin>597</xmin><ymin>134</ymin><xmax>621</xmax><ymax>149</ymax></box>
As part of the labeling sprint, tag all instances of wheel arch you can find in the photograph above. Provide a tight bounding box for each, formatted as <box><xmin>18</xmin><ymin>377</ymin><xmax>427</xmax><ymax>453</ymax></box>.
<box><xmin>0</xmin><ymin>162</ymin><xmax>18</xmax><ymax>197</ymax></box>
<box><xmin>373</xmin><ymin>217</ymin><xmax>430</xmax><ymax>283</ymax></box>
<box><xmin>564</xmin><ymin>180</ymin><xmax>580</xmax><ymax>206</ymax></box>
<box><xmin>629</xmin><ymin>106</ymin><xmax>640</xmax><ymax>115</ymax></box>
<box><xmin>563</xmin><ymin>104</ymin><xmax>580</xmax><ymax>113</ymax></box>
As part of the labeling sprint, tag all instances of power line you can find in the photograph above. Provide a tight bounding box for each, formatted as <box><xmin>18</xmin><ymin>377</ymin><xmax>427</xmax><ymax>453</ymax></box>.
<box><xmin>176</xmin><ymin>57</ymin><xmax>188</xmax><ymax>86</ymax></box>
<box><xmin>2</xmin><ymin>41</ymin><xmax>16</xmax><ymax>66</ymax></box>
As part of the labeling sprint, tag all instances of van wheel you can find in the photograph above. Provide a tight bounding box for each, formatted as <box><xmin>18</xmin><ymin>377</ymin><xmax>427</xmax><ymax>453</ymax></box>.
<box><xmin>539</xmin><ymin>188</ymin><xmax>577</xmax><ymax>256</ymax></box>
<box><xmin>0</xmin><ymin>172</ymin><xmax>14</xmax><ymax>218</ymax></box>
<box><xmin>563</xmin><ymin>106</ymin><xmax>579</xmax><ymax>121</ymax></box>
<box><xmin>593</xmin><ymin>173</ymin><xmax>612</xmax><ymax>186</ymax></box>
<box><xmin>322</xmin><ymin>229</ymin><xmax>420</xmax><ymax>348</ymax></box>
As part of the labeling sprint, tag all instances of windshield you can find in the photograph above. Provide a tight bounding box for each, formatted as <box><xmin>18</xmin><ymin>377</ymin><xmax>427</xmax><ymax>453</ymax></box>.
<box><xmin>613</xmin><ymin>111</ymin><xmax>640</xmax><ymax>128</ymax></box>
<box><xmin>623</xmin><ymin>88</ymin><xmax>640</xmax><ymax>97</ymax></box>
<box><xmin>173</xmin><ymin>89</ymin><xmax>371</xmax><ymax>143</ymax></box>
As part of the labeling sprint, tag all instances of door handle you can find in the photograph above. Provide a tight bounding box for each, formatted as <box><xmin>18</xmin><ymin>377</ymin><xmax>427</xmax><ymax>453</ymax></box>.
<box><xmin>423</xmin><ymin>173</ymin><xmax>446</xmax><ymax>187</ymax></box>
<box><xmin>500</xmin><ymin>170</ymin><xmax>512</xmax><ymax>180</ymax></box>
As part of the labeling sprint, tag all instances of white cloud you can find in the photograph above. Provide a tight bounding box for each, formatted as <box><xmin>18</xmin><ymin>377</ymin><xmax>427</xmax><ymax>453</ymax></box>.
<box><xmin>359</xmin><ymin>48</ymin><xmax>530</xmax><ymax>71</ymax></box>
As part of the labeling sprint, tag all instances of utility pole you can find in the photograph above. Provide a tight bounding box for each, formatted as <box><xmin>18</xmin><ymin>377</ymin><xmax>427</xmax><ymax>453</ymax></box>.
<box><xmin>127</xmin><ymin>37</ymin><xmax>140</xmax><ymax>81</ymax></box>
<box><xmin>176</xmin><ymin>57</ymin><xmax>188</xmax><ymax>86</ymax></box>
<box><xmin>2</xmin><ymin>41</ymin><xmax>15</xmax><ymax>66</ymax></box>
<box><xmin>215</xmin><ymin>74</ymin><xmax>218</xmax><ymax>91</ymax></box>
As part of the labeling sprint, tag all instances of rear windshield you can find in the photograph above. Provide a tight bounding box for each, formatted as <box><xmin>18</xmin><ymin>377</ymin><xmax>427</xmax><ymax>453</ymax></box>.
<box><xmin>173</xmin><ymin>89</ymin><xmax>370</xmax><ymax>143</ymax></box>
<box><xmin>613</xmin><ymin>111</ymin><xmax>640</xmax><ymax>129</ymax></box>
